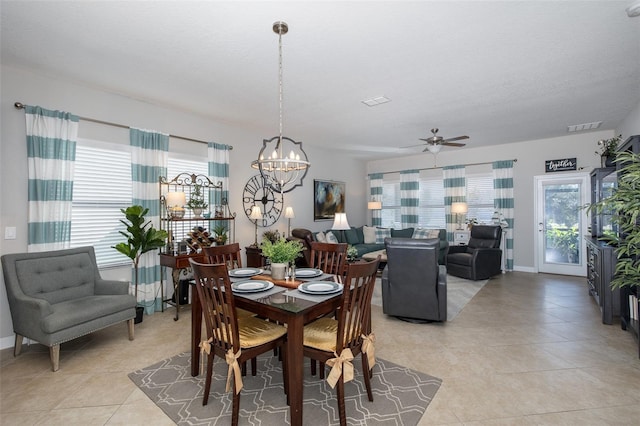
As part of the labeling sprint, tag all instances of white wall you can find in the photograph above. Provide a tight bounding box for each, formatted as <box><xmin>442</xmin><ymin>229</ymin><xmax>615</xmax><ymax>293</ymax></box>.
<box><xmin>367</xmin><ymin>130</ymin><xmax>619</xmax><ymax>272</ymax></box>
<box><xmin>0</xmin><ymin>65</ymin><xmax>366</xmax><ymax>348</ymax></box>
<box><xmin>618</xmin><ymin>100</ymin><xmax>640</xmax><ymax>141</ymax></box>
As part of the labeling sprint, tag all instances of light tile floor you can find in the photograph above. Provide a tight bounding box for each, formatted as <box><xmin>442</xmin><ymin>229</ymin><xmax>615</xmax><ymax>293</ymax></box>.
<box><xmin>2</xmin><ymin>272</ymin><xmax>640</xmax><ymax>425</ymax></box>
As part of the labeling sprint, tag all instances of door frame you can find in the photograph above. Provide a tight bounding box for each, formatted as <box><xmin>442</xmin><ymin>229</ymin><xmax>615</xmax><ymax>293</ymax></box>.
<box><xmin>533</xmin><ymin>172</ymin><xmax>589</xmax><ymax>276</ymax></box>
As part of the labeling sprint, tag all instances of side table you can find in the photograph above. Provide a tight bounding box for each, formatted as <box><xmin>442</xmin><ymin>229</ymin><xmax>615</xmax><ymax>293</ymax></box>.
<box><xmin>245</xmin><ymin>245</ymin><xmax>266</xmax><ymax>268</ymax></box>
<box><xmin>159</xmin><ymin>252</ymin><xmax>204</xmax><ymax>321</ymax></box>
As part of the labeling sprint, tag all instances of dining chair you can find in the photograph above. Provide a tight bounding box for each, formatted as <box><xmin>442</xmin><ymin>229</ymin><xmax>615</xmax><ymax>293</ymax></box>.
<box><xmin>302</xmin><ymin>257</ymin><xmax>380</xmax><ymax>426</ymax></box>
<box><xmin>309</xmin><ymin>241</ymin><xmax>348</xmax><ymax>276</ymax></box>
<box><xmin>202</xmin><ymin>242</ymin><xmax>243</xmax><ymax>269</ymax></box>
<box><xmin>189</xmin><ymin>259</ymin><xmax>288</xmax><ymax>426</ymax></box>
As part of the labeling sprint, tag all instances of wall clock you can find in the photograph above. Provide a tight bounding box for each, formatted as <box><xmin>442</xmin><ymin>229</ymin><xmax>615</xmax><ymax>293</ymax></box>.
<box><xmin>243</xmin><ymin>174</ymin><xmax>283</xmax><ymax>227</ymax></box>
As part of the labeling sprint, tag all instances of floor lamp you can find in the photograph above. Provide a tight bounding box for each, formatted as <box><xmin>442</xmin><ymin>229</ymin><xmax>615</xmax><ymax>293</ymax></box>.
<box><xmin>249</xmin><ymin>205</ymin><xmax>262</xmax><ymax>246</ymax></box>
<box><xmin>367</xmin><ymin>200</ymin><xmax>381</xmax><ymax>226</ymax></box>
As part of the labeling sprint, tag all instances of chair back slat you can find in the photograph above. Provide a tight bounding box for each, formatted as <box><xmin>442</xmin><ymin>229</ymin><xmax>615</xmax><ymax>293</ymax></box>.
<box><xmin>336</xmin><ymin>257</ymin><xmax>379</xmax><ymax>353</ymax></box>
<box><xmin>309</xmin><ymin>242</ymin><xmax>348</xmax><ymax>276</ymax></box>
<box><xmin>202</xmin><ymin>243</ymin><xmax>243</xmax><ymax>269</ymax></box>
<box><xmin>190</xmin><ymin>259</ymin><xmax>240</xmax><ymax>353</ymax></box>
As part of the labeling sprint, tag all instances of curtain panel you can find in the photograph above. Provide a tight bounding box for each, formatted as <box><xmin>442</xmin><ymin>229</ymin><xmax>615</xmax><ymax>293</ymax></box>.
<box><xmin>208</xmin><ymin>142</ymin><xmax>231</xmax><ymax>238</ymax></box>
<box><xmin>493</xmin><ymin>160</ymin><xmax>514</xmax><ymax>271</ymax></box>
<box><xmin>25</xmin><ymin>105</ymin><xmax>79</xmax><ymax>252</ymax></box>
<box><xmin>130</xmin><ymin>128</ymin><xmax>169</xmax><ymax>314</ymax></box>
<box><xmin>368</xmin><ymin>173</ymin><xmax>383</xmax><ymax>227</ymax></box>
<box><xmin>443</xmin><ymin>165</ymin><xmax>466</xmax><ymax>242</ymax></box>
<box><xmin>400</xmin><ymin>170</ymin><xmax>419</xmax><ymax>228</ymax></box>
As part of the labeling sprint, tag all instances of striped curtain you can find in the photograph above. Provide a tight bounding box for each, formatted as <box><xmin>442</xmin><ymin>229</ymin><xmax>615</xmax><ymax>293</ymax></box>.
<box><xmin>130</xmin><ymin>128</ymin><xmax>169</xmax><ymax>313</ymax></box>
<box><xmin>400</xmin><ymin>169</ymin><xmax>419</xmax><ymax>228</ymax></box>
<box><xmin>368</xmin><ymin>173</ymin><xmax>383</xmax><ymax>226</ymax></box>
<box><xmin>493</xmin><ymin>160</ymin><xmax>515</xmax><ymax>271</ymax></box>
<box><xmin>25</xmin><ymin>106</ymin><xmax>79</xmax><ymax>252</ymax></box>
<box><xmin>443</xmin><ymin>165</ymin><xmax>466</xmax><ymax>242</ymax></box>
<box><xmin>208</xmin><ymin>142</ymin><xmax>231</xmax><ymax>236</ymax></box>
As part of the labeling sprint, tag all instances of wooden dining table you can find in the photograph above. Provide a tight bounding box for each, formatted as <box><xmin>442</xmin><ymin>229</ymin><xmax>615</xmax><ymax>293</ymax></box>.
<box><xmin>190</xmin><ymin>274</ymin><xmax>342</xmax><ymax>426</ymax></box>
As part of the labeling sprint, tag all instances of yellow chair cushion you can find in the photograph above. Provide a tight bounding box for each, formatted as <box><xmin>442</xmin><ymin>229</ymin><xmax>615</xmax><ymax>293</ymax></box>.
<box><xmin>237</xmin><ymin>316</ymin><xmax>287</xmax><ymax>348</ymax></box>
<box><xmin>236</xmin><ymin>308</ymin><xmax>256</xmax><ymax>318</ymax></box>
<box><xmin>303</xmin><ymin>317</ymin><xmax>338</xmax><ymax>352</ymax></box>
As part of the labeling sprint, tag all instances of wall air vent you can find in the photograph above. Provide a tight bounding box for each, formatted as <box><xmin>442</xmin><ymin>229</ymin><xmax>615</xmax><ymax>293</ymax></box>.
<box><xmin>567</xmin><ymin>121</ymin><xmax>602</xmax><ymax>132</ymax></box>
<box><xmin>361</xmin><ymin>96</ymin><xmax>391</xmax><ymax>107</ymax></box>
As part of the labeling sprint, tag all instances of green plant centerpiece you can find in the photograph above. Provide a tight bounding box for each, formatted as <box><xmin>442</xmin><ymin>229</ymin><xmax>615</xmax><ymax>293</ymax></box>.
<box><xmin>113</xmin><ymin>205</ymin><xmax>168</xmax><ymax>302</ymax></box>
<box><xmin>596</xmin><ymin>134</ymin><xmax>622</xmax><ymax>167</ymax></box>
<box><xmin>212</xmin><ymin>223</ymin><xmax>228</xmax><ymax>245</ymax></box>
<box><xmin>346</xmin><ymin>244</ymin><xmax>358</xmax><ymax>261</ymax></box>
<box><xmin>259</xmin><ymin>237</ymin><xmax>304</xmax><ymax>280</ymax></box>
<box><xmin>186</xmin><ymin>184</ymin><xmax>208</xmax><ymax>217</ymax></box>
<box><xmin>588</xmin><ymin>149</ymin><xmax>640</xmax><ymax>289</ymax></box>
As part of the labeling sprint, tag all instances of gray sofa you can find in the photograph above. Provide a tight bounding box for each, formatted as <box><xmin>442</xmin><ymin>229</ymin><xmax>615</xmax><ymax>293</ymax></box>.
<box><xmin>1</xmin><ymin>246</ymin><xmax>137</xmax><ymax>371</ymax></box>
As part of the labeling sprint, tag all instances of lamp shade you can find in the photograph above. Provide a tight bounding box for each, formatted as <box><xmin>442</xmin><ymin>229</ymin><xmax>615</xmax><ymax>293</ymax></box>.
<box><xmin>426</xmin><ymin>144</ymin><xmax>442</xmax><ymax>154</ymax></box>
<box><xmin>249</xmin><ymin>205</ymin><xmax>263</xmax><ymax>220</ymax></box>
<box><xmin>165</xmin><ymin>191</ymin><xmax>186</xmax><ymax>208</ymax></box>
<box><xmin>332</xmin><ymin>212</ymin><xmax>351</xmax><ymax>230</ymax></box>
<box><xmin>284</xmin><ymin>206</ymin><xmax>295</xmax><ymax>218</ymax></box>
<box><xmin>451</xmin><ymin>202</ymin><xmax>468</xmax><ymax>214</ymax></box>
<box><xmin>367</xmin><ymin>201</ymin><xmax>382</xmax><ymax>210</ymax></box>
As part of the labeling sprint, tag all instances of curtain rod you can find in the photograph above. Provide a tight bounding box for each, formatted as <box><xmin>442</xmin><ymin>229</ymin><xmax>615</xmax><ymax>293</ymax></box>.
<box><xmin>14</xmin><ymin>102</ymin><xmax>232</xmax><ymax>149</ymax></box>
<box><xmin>372</xmin><ymin>158</ymin><xmax>518</xmax><ymax>176</ymax></box>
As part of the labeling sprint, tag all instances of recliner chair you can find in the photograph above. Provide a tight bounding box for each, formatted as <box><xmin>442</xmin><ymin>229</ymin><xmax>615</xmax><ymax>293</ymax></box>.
<box><xmin>447</xmin><ymin>225</ymin><xmax>503</xmax><ymax>280</ymax></box>
<box><xmin>381</xmin><ymin>237</ymin><xmax>447</xmax><ymax>323</ymax></box>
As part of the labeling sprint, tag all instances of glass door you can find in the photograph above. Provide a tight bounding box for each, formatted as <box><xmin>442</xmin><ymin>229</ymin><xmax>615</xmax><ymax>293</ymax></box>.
<box><xmin>535</xmin><ymin>174</ymin><xmax>589</xmax><ymax>276</ymax></box>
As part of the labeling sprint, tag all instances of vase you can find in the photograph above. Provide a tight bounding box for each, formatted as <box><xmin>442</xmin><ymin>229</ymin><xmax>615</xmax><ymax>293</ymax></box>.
<box><xmin>601</xmin><ymin>155</ymin><xmax>615</xmax><ymax>168</ymax></box>
<box><xmin>192</xmin><ymin>208</ymin><xmax>203</xmax><ymax>218</ymax></box>
<box><xmin>270</xmin><ymin>262</ymin><xmax>287</xmax><ymax>280</ymax></box>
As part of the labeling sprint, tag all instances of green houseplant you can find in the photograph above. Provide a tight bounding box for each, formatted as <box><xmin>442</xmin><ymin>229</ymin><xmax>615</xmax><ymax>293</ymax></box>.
<box><xmin>113</xmin><ymin>205</ymin><xmax>168</xmax><ymax>320</ymax></box>
<box><xmin>589</xmin><ymin>150</ymin><xmax>640</xmax><ymax>289</ymax></box>
<box><xmin>186</xmin><ymin>184</ymin><xmax>208</xmax><ymax>217</ymax></box>
<box><xmin>595</xmin><ymin>135</ymin><xmax>622</xmax><ymax>168</ymax></box>
<box><xmin>260</xmin><ymin>237</ymin><xmax>304</xmax><ymax>280</ymax></box>
<box><xmin>212</xmin><ymin>223</ymin><xmax>228</xmax><ymax>245</ymax></box>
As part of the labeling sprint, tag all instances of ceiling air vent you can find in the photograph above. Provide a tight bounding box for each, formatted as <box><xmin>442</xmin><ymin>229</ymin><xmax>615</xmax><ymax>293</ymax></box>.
<box><xmin>361</xmin><ymin>96</ymin><xmax>391</xmax><ymax>107</ymax></box>
<box><xmin>567</xmin><ymin>121</ymin><xmax>602</xmax><ymax>132</ymax></box>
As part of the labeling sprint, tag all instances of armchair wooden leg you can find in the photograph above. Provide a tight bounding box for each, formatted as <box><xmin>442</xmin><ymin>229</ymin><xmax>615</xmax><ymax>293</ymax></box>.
<box><xmin>50</xmin><ymin>345</ymin><xmax>60</xmax><ymax>372</ymax></box>
<box><xmin>14</xmin><ymin>334</ymin><xmax>23</xmax><ymax>357</ymax></box>
<box><xmin>128</xmin><ymin>319</ymin><xmax>135</xmax><ymax>340</ymax></box>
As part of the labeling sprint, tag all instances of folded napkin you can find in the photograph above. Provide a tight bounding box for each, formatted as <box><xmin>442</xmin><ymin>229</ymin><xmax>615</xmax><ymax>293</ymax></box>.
<box><xmin>250</xmin><ymin>274</ymin><xmax>302</xmax><ymax>289</ymax></box>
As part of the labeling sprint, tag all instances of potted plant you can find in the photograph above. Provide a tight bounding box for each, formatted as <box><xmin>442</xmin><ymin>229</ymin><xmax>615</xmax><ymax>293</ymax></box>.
<box><xmin>595</xmin><ymin>134</ymin><xmax>622</xmax><ymax>168</ymax></box>
<box><xmin>212</xmin><ymin>223</ymin><xmax>228</xmax><ymax>245</ymax></box>
<box><xmin>259</xmin><ymin>237</ymin><xmax>304</xmax><ymax>280</ymax></box>
<box><xmin>186</xmin><ymin>184</ymin><xmax>208</xmax><ymax>218</ymax></box>
<box><xmin>346</xmin><ymin>244</ymin><xmax>358</xmax><ymax>262</ymax></box>
<box><xmin>113</xmin><ymin>205</ymin><xmax>168</xmax><ymax>323</ymax></box>
<box><xmin>263</xmin><ymin>229</ymin><xmax>281</xmax><ymax>243</ymax></box>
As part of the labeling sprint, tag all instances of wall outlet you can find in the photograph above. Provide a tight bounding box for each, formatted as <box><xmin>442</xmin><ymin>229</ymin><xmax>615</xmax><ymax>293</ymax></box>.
<box><xmin>4</xmin><ymin>227</ymin><xmax>17</xmax><ymax>240</ymax></box>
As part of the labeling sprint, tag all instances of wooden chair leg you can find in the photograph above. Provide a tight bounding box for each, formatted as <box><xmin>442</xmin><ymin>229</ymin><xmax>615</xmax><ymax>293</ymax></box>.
<box><xmin>127</xmin><ymin>319</ymin><xmax>135</xmax><ymax>340</ymax></box>
<box><xmin>203</xmin><ymin>353</ymin><xmax>214</xmax><ymax>405</ymax></box>
<box><xmin>14</xmin><ymin>334</ymin><xmax>23</xmax><ymax>357</ymax></box>
<box><xmin>50</xmin><ymin>344</ymin><xmax>60</xmax><ymax>372</ymax></box>
<box><xmin>310</xmin><ymin>359</ymin><xmax>317</xmax><ymax>376</ymax></box>
<box><xmin>251</xmin><ymin>357</ymin><xmax>257</xmax><ymax>376</ymax></box>
<box><xmin>319</xmin><ymin>361</ymin><xmax>325</xmax><ymax>379</ymax></box>
<box><xmin>362</xmin><ymin>355</ymin><xmax>373</xmax><ymax>402</ymax></box>
<box><xmin>232</xmin><ymin>388</ymin><xmax>241</xmax><ymax>426</ymax></box>
<box><xmin>337</xmin><ymin>377</ymin><xmax>346</xmax><ymax>426</ymax></box>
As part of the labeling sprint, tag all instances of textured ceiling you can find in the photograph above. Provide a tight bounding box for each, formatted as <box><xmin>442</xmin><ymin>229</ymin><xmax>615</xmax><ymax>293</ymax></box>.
<box><xmin>2</xmin><ymin>1</ymin><xmax>639</xmax><ymax>160</ymax></box>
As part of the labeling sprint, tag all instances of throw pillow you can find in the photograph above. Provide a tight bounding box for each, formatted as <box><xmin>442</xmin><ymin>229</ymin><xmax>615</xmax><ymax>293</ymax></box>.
<box><xmin>363</xmin><ymin>226</ymin><xmax>376</xmax><ymax>244</ymax></box>
<box><xmin>375</xmin><ymin>227</ymin><xmax>392</xmax><ymax>244</ymax></box>
<box><xmin>325</xmin><ymin>231</ymin><xmax>339</xmax><ymax>244</ymax></box>
<box><xmin>316</xmin><ymin>231</ymin><xmax>327</xmax><ymax>243</ymax></box>
<box><xmin>391</xmin><ymin>227</ymin><xmax>414</xmax><ymax>238</ymax></box>
<box><xmin>344</xmin><ymin>227</ymin><xmax>359</xmax><ymax>245</ymax></box>
<box><xmin>412</xmin><ymin>228</ymin><xmax>441</xmax><ymax>239</ymax></box>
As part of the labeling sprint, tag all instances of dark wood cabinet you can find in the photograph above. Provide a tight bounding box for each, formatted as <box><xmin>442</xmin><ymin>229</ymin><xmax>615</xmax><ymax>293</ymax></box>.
<box><xmin>245</xmin><ymin>245</ymin><xmax>266</xmax><ymax>268</ymax></box>
<box><xmin>585</xmin><ymin>237</ymin><xmax>619</xmax><ymax>324</ymax></box>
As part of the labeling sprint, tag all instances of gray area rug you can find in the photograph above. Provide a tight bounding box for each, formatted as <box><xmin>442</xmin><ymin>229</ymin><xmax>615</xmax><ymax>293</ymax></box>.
<box><xmin>129</xmin><ymin>352</ymin><xmax>442</xmax><ymax>425</ymax></box>
<box><xmin>371</xmin><ymin>275</ymin><xmax>488</xmax><ymax>321</ymax></box>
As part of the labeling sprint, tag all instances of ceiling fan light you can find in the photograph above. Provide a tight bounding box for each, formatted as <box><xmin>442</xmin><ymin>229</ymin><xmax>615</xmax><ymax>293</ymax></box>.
<box><xmin>426</xmin><ymin>144</ymin><xmax>442</xmax><ymax>154</ymax></box>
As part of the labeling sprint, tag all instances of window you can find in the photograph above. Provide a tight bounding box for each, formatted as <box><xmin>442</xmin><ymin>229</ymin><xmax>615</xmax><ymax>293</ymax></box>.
<box><xmin>466</xmin><ymin>173</ymin><xmax>494</xmax><ymax>224</ymax></box>
<box><xmin>380</xmin><ymin>174</ymin><xmax>400</xmax><ymax>228</ymax></box>
<box><xmin>70</xmin><ymin>140</ymin><xmax>208</xmax><ymax>268</ymax></box>
<box><xmin>418</xmin><ymin>175</ymin><xmax>445</xmax><ymax>228</ymax></box>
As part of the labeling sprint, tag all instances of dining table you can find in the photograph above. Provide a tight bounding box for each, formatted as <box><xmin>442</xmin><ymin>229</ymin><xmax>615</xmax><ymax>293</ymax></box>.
<box><xmin>190</xmin><ymin>268</ymin><xmax>342</xmax><ymax>426</ymax></box>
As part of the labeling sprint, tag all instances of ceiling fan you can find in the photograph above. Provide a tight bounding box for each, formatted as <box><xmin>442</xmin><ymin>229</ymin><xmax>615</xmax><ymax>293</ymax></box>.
<box><xmin>407</xmin><ymin>128</ymin><xmax>469</xmax><ymax>153</ymax></box>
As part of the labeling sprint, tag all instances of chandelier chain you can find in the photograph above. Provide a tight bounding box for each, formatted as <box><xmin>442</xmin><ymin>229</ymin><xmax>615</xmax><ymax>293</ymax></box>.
<box><xmin>278</xmin><ymin>26</ymin><xmax>284</xmax><ymax>144</ymax></box>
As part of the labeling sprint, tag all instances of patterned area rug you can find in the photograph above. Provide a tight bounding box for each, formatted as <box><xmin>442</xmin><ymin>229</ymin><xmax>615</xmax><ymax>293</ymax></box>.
<box><xmin>129</xmin><ymin>352</ymin><xmax>442</xmax><ymax>425</ymax></box>
<box><xmin>371</xmin><ymin>275</ymin><xmax>488</xmax><ymax>321</ymax></box>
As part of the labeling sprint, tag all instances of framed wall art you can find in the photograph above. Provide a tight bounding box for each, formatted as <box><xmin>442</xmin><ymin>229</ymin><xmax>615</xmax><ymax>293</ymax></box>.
<box><xmin>314</xmin><ymin>179</ymin><xmax>345</xmax><ymax>221</ymax></box>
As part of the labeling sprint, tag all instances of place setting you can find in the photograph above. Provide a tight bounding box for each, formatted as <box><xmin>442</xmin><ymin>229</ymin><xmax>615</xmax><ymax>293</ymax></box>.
<box><xmin>285</xmin><ymin>279</ymin><xmax>344</xmax><ymax>302</ymax></box>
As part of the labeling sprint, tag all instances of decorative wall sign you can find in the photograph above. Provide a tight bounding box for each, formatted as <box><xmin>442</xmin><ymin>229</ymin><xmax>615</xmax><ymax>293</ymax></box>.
<box><xmin>545</xmin><ymin>158</ymin><xmax>577</xmax><ymax>173</ymax></box>
<box><xmin>314</xmin><ymin>179</ymin><xmax>345</xmax><ymax>221</ymax></box>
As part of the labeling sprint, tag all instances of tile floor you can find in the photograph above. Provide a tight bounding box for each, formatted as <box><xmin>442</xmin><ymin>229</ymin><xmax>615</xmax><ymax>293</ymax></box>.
<box><xmin>1</xmin><ymin>272</ymin><xmax>640</xmax><ymax>425</ymax></box>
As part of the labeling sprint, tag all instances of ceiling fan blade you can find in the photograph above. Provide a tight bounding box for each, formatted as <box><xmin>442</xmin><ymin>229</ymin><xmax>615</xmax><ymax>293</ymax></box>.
<box><xmin>442</xmin><ymin>135</ymin><xmax>469</xmax><ymax>142</ymax></box>
<box><xmin>418</xmin><ymin>138</ymin><xmax>435</xmax><ymax>143</ymax></box>
<box><xmin>441</xmin><ymin>142</ymin><xmax>466</xmax><ymax>147</ymax></box>
<box><xmin>401</xmin><ymin>143</ymin><xmax>428</xmax><ymax>149</ymax></box>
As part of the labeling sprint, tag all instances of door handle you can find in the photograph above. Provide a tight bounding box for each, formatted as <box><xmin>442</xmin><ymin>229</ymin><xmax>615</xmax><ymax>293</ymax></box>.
<box><xmin>538</xmin><ymin>222</ymin><xmax>544</xmax><ymax>232</ymax></box>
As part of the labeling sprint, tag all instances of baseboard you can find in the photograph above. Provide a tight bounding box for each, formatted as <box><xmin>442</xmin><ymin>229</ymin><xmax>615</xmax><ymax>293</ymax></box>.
<box><xmin>0</xmin><ymin>335</ymin><xmax>35</xmax><ymax>351</ymax></box>
<box><xmin>513</xmin><ymin>265</ymin><xmax>536</xmax><ymax>273</ymax></box>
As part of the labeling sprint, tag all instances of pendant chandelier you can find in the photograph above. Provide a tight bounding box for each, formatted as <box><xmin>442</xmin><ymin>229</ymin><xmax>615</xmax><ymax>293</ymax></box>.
<box><xmin>251</xmin><ymin>21</ymin><xmax>310</xmax><ymax>194</ymax></box>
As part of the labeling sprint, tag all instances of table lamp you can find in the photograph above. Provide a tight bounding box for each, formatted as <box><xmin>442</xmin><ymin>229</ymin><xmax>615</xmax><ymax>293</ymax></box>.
<box><xmin>284</xmin><ymin>206</ymin><xmax>295</xmax><ymax>237</ymax></box>
<box><xmin>249</xmin><ymin>205</ymin><xmax>263</xmax><ymax>246</ymax></box>
<box><xmin>164</xmin><ymin>191</ymin><xmax>186</xmax><ymax>219</ymax></box>
<box><xmin>451</xmin><ymin>202</ymin><xmax>468</xmax><ymax>230</ymax></box>
<box><xmin>332</xmin><ymin>212</ymin><xmax>351</xmax><ymax>230</ymax></box>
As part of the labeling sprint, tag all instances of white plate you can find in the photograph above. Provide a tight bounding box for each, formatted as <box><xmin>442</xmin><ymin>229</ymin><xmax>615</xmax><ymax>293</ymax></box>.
<box><xmin>232</xmin><ymin>280</ymin><xmax>274</xmax><ymax>293</ymax></box>
<box><xmin>229</xmin><ymin>268</ymin><xmax>263</xmax><ymax>278</ymax></box>
<box><xmin>295</xmin><ymin>268</ymin><xmax>323</xmax><ymax>278</ymax></box>
<box><xmin>298</xmin><ymin>281</ymin><xmax>343</xmax><ymax>295</ymax></box>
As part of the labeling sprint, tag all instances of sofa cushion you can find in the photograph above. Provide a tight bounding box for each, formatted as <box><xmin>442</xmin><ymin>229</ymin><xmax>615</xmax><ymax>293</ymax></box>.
<box><xmin>354</xmin><ymin>244</ymin><xmax>385</xmax><ymax>258</ymax></box>
<box><xmin>315</xmin><ymin>231</ymin><xmax>327</xmax><ymax>242</ymax></box>
<box><xmin>325</xmin><ymin>231</ymin><xmax>339</xmax><ymax>244</ymax></box>
<box><xmin>375</xmin><ymin>227</ymin><xmax>392</xmax><ymax>244</ymax></box>
<box><xmin>413</xmin><ymin>228</ymin><xmax>441</xmax><ymax>239</ymax></box>
<box><xmin>354</xmin><ymin>226</ymin><xmax>365</xmax><ymax>245</ymax></box>
<box><xmin>363</xmin><ymin>226</ymin><xmax>376</xmax><ymax>244</ymax></box>
<box><xmin>344</xmin><ymin>227</ymin><xmax>360</xmax><ymax>245</ymax></box>
<box><xmin>42</xmin><ymin>295</ymin><xmax>137</xmax><ymax>334</ymax></box>
<box><xmin>391</xmin><ymin>228</ymin><xmax>414</xmax><ymax>238</ymax></box>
